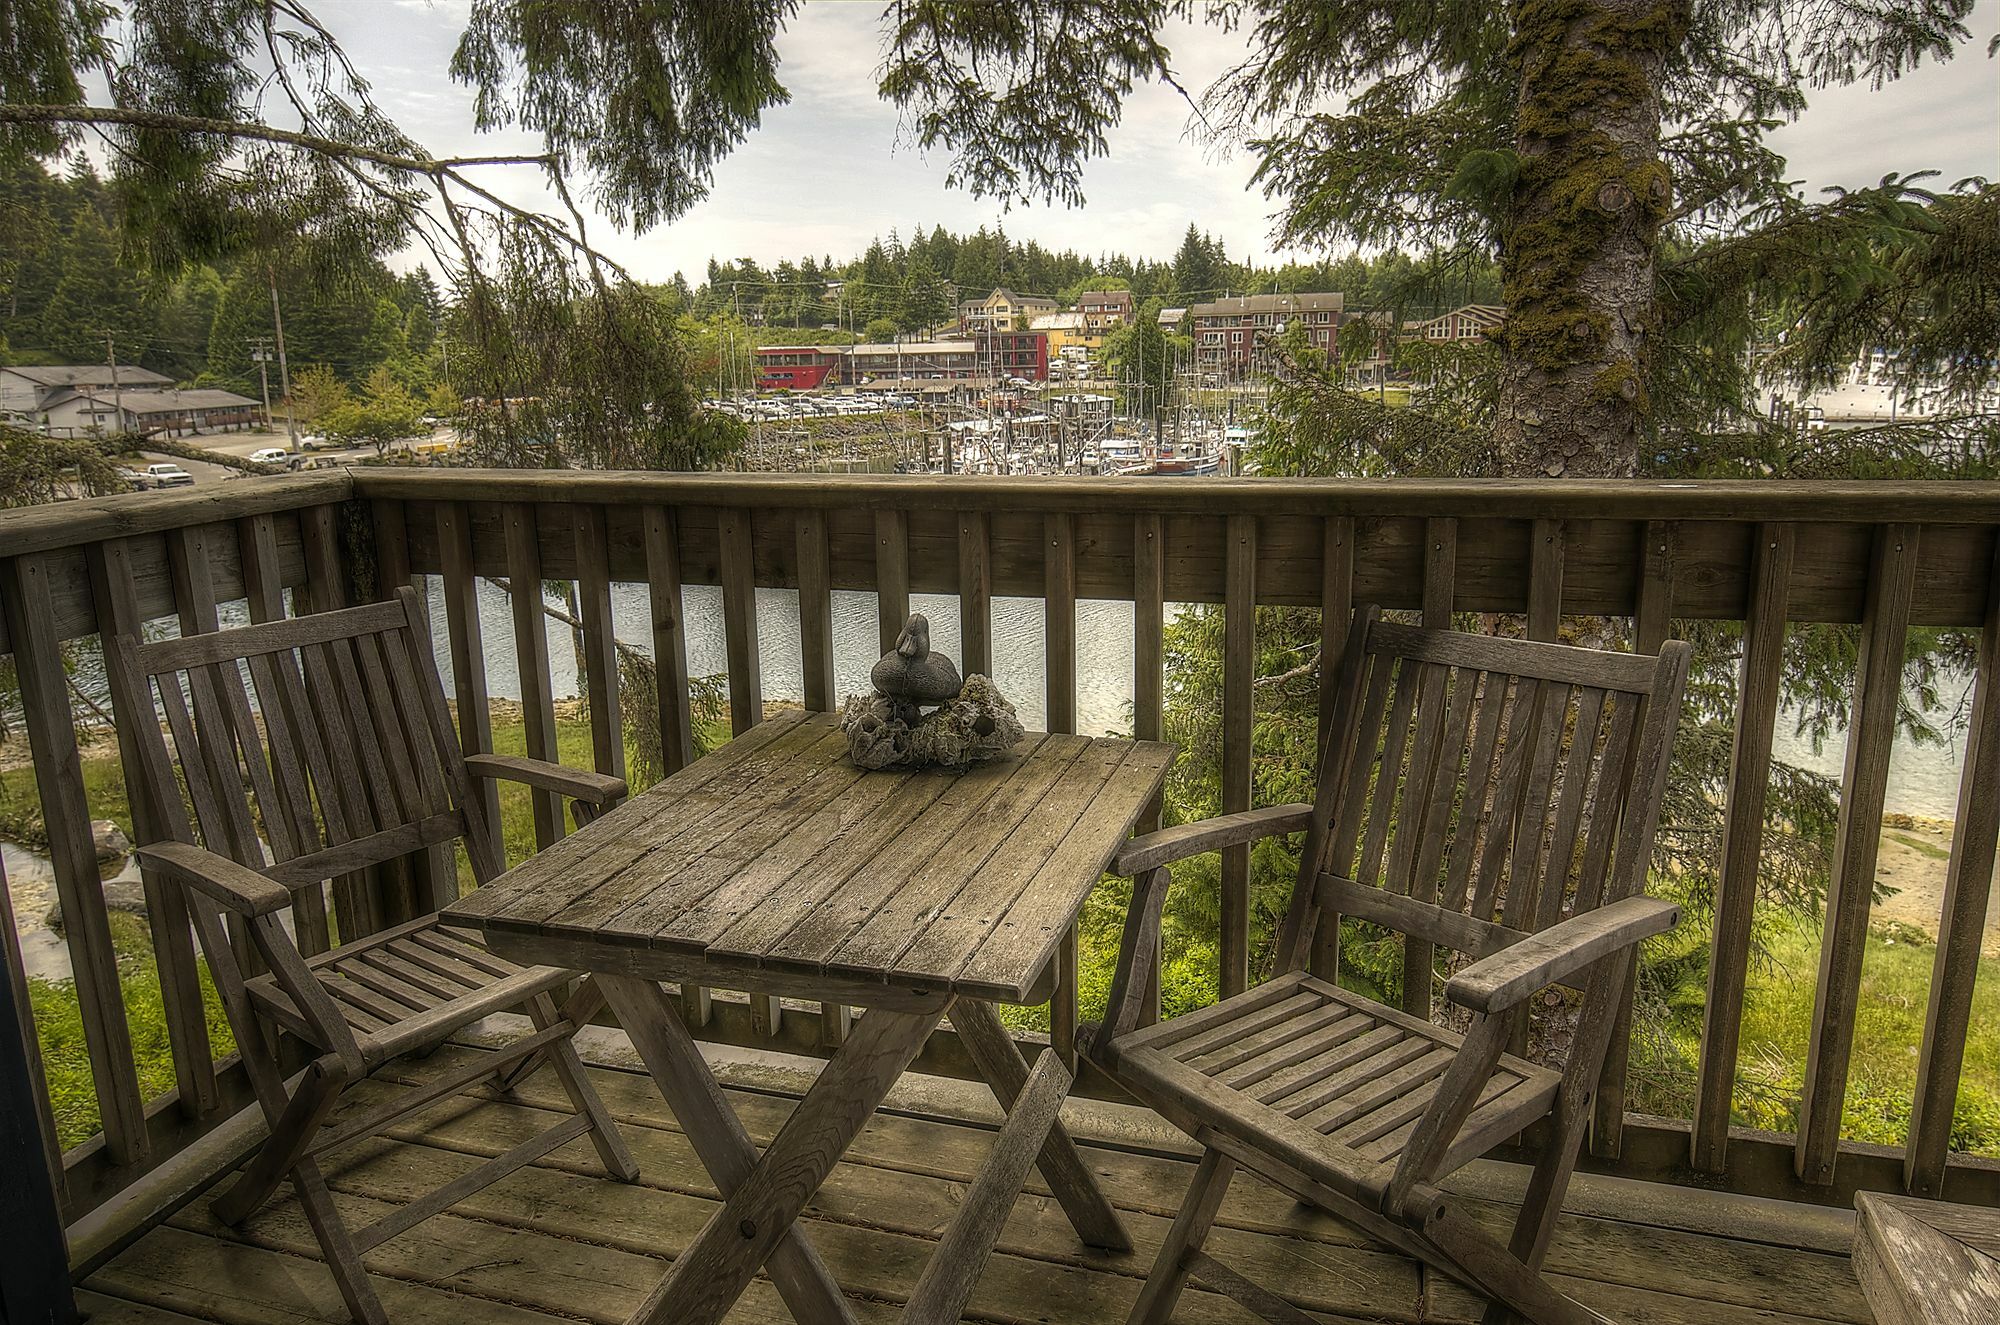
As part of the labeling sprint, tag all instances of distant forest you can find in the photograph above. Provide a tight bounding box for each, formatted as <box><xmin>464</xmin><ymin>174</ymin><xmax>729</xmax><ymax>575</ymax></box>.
<box><xmin>1</xmin><ymin>158</ymin><xmax>1501</xmax><ymax>400</ymax></box>
<box><xmin>681</xmin><ymin>221</ymin><xmax>1503</xmax><ymax>335</ymax></box>
<box><xmin>0</xmin><ymin>161</ymin><xmax>447</xmax><ymax>398</ymax></box>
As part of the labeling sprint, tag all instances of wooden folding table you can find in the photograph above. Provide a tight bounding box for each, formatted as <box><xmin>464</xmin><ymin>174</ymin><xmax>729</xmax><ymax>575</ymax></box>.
<box><xmin>445</xmin><ymin>709</ymin><xmax>1176</xmax><ymax>1325</ymax></box>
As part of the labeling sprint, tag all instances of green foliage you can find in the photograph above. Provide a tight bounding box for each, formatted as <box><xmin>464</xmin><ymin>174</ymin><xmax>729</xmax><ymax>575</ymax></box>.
<box><xmin>323</xmin><ymin>366</ymin><xmax>424</xmax><ymax>453</ymax></box>
<box><xmin>863</xmin><ymin>316</ymin><xmax>900</xmax><ymax>344</ymax></box>
<box><xmin>1101</xmin><ymin>297</ymin><xmax>1188</xmax><ymax>415</ymax></box>
<box><xmin>0</xmin><ymin>425</ymin><xmax>129</xmax><ymax>507</ymax></box>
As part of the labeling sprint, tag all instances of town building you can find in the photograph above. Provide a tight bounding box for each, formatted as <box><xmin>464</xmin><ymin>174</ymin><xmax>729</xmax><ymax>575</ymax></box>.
<box><xmin>1156</xmin><ymin>306</ymin><xmax>1189</xmax><ymax>334</ymax></box>
<box><xmin>1189</xmin><ymin>292</ymin><xmax>1345</xmax><ymax>378</ymax></box>
<box><xmin>1</xmin><ymin>364</ymin><xmax>173</xmax><ymax>423</ymax></box>
<box><xmin>846</xmin><ymin>340</ymin><xmax>982</xmax><ymax>382</ymax></box>
<box><xmin>977</xmin><ymin>329</ymin><xmax>1050</xmax><ymax>383</ymax></box>
<box><xmin>1074</xmin><ymin>290</ymin><xmax>1135</xmax><ymax>337</ymax></box>
<box><xmin>957</xmin><ymin>288</ymin><xmax>1058</xmax><ymax>333</ymax></box>
<box><xmin>752</xmin><ymin>346</ymin><xmax>846</xmax><ymax>391</ymax></box>
<box><xmin>38</xmin><ymin>386</ymin><xmax>263</xmax><ymax>437</ymax></box>
<box><xmin>1402</xmin><ymin>304</ymin><xmax>1505</xmax><ymax>345</ymax></box>
<box><xmin>1029</xmin><ymin>311</ymin><xmax>1089</xmax><ymax>358</ymax></box>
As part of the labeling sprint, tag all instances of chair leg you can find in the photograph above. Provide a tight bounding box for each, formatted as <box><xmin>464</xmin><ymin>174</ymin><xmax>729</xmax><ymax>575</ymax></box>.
<box><xmin>1129</xmin><ymin>1148</ymin><xmax>1235</xmax><ymax>1325</ymax></box>
<box><xmin>213</xmin><ymin>1055</ymin><xmax>348</xmax><ymax>1226</ymax></box>
<box><xmin>524</xmin><ymin>989</ymin><xmax>639</xmax><ymax>1182</ymax></box>
<box><xmin>293</xmin><ymin>1159</ymin><xmax>391</xmax><ymax>1325</ymax></box>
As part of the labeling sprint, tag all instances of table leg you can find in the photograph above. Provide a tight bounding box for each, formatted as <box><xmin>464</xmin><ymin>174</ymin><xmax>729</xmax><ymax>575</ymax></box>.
<box><xmin>605</xmin><ymin>976</ymin><xmax>948</xmax><ymax>1325</ymax></box>
<box><xmin>596</xmin><ymin>975</ymin><xmax>860</xmax><ymax>1325</ymax></box>
<box><xmin>949</xmin><ymin>998</ymin><xmax>1133</xmax><ymax>1251</ymax></box>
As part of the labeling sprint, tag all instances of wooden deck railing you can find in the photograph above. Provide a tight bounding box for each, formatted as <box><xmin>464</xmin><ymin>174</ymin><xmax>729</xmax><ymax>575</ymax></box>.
<box><xmin>6</xmin><ymin>470</ymin><xmax>2000</xmax><ymax>1248</ymax></box>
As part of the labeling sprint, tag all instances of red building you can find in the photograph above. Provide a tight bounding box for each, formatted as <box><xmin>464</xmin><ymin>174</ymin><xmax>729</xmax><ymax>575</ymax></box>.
<box><xmin>754</xmin><ymin>346</ymin><xmax>845</xmax><ymax>390</ymax></box>
<box><xmin>976</xmin><ymin>329</ymin><xmax>1049</xmax><ymax>383</ymax></box>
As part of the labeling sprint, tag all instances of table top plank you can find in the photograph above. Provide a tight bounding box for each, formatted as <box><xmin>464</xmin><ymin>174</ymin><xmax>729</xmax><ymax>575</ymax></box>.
<box><xmin>882</xmin><ymin>739</ymin><xmax>1133</xmax><ymax>996</ymax></box>
<box><xmin>444</xmin><ymin>710</ymin><xmax>1174</xmax><ymax>1004</ymax></box>
<box><xmin>451</xmin><ymin>711</ymin><xmax>819</xmax><ymax>928</ymax></box>
<box><xmin>748</xmin><ymin>732</ymin><xmax>1080</xmax><ymax>971</ymax></box>
<box><xmin>1854</xmin><ymin>1192</ymin><xmax>2000</xmax><ymax>1325</ymax></box>
<box><xmin>820</xmin><ymin>734</ymin><xmax>1095</xmax><ymax>979</ymax></box>
<box><xmin>541</xmin><ymin>724</ymin><xmax>864</xmax><ymax>939</ymax></box>
<box><xmin>661</xmin><ymin>753</ymin><xmax>979</xmax><ymax>956</ymax></box>
<box><xmin>952</xmin><ymin>740</ymin><xmax>1180</xmax><ymax>998</ymax></box>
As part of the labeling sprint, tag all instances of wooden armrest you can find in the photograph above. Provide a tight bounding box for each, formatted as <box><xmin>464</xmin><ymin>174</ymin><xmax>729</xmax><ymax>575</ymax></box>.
<box><xmin>1445</xmin><ymin>896</ymin><xmax>1679</xmax><ymax>1014</ymax></box>
<box><xmin>137</xmin><ymin>841</ymin><xmax>293</xmax><ymax>916</ymax></box>
<box><xmin>1112</xmin><ymin>803</ymin><xmax>1314</xmax><ymax>876</ymax></box>
<box><xmin>464</xmin><ymin>754</ymin><xmax>627</xmax><ymax>805</ymax></box>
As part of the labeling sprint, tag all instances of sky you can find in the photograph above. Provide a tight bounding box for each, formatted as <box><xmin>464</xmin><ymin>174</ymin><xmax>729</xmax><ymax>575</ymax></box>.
<box><xmin>338</xmin><ymin>0</ymin><xmax>2000</xmax><ymax>285</ymax></box>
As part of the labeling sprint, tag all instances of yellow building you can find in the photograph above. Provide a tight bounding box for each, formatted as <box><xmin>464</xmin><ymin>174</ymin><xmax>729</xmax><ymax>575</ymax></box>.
<box><xmin>958</xmin><ymin>287</ymin><xmax>1059</xmax><ymax>333</ymax></box>
<box><xmin>1030</xmin><ymin>311</ymin><xmax>1090</xmax><ymax>355</ymax></box>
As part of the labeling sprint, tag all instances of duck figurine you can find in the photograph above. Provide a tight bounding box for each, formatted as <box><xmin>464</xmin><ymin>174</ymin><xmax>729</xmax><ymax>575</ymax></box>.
<box><xmin>870</xmin><ymin>612</ymin><xmax>962</xmax><ymax>707</ymax></box>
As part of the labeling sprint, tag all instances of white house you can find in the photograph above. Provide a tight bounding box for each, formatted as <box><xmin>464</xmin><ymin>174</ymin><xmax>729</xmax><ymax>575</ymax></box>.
<box><xmin>0</xmin><ymin>364</ymin><xmax>173</xmax><ymax>423</ymax></box>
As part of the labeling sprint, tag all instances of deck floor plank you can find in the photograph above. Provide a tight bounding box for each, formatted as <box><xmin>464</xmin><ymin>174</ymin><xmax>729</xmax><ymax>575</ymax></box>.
<box><xmin>92</xmin><ymin>1047</ymin><xmax>1859</xmax><ymax>1325</ymax></box>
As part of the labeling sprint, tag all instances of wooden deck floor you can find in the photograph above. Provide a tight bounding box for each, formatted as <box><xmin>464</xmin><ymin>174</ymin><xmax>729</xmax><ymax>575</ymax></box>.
<box><xmin>82</xmin><ymin>1032</ymin><xmax>1872</xmax><ymax>1325</ymax></box>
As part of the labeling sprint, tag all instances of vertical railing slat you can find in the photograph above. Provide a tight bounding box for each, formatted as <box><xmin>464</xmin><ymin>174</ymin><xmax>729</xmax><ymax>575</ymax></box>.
<box><xmin>1</xmin><ymin>553</ymin><xmax>149</xmax><ymax>1165</ymax></box>
<box><xmin>1221</xmin><ymin>514</ymin><xmax>1257</xmax><ymax>1000</ymax></box>
<box><xmin>300</xmin><ymin>503</ymin><xmax>346</xmax><ymax>613</ymax></box>
<box><xmin>643</xmin><ymin>506</ymin><xmax>705</xmax><ymax>1028</ymax></box>
<box><xmin>1045</xmin><ymin>512</ymin><xmax>1079</xmax><ymax>1061</ymax></box>
<box><xmin>1595</xmin><ymin>518</ymin><xmax>1676</xmax><ymax>1159</ymax></box>
<box><xmin>90</xmin><ymin>536</ymin><xmax>221</xmax><ymax>1111</ymax></box>
<box><xmin>438</xmin><ymin>500</ymin><xmax>503</xmax><ymax>874</ymax></box>
<box><xmin>1311</xmin><ymin>515</ymin><xmax>1355</xmax><ymax>984</ymax></box>
<box><xmin>876</xmin><ymin>509</ymin><xmax>910</xmax><ymax>655</ymax></box>
<box><xmin>1908</xmin><ymin>532</ymin><xmax>2000</xmax><ymax>1195</ymax></box>
<box><xmin>504</xmin><ymin>502</ymin><xmax>564</xmax><ymax>850</ymax></box>
<box><xmin>1690</xmin><ymin>523</ymin><xmax>1792</xmax><ymax>1173</ymax></box>
<box><xmin>573</xmin><ymin>504</ymin><xmax>626</xmax><ymax>784</ymax></box>
<box><xmin>718</xmin><ymin>508</ymin><xmax>763</xmax><ymax>739</ymax></box>
<box><xmin>1133</xmin><ymin>513</ymin><xmax>1166</xmax><ymax>1025</ymax></box>
<box><xmin>795</xmin><ymin>509</ymin><xmax>835</xmax><ymax>714</ymax></box>
<box><xmin>644</xmin><ymin>506</ymin><xmax>697</xmax><ymax>778</ymax></box>
<box><xmin>959</xmin><ymin>511</ymin><xmax>992</xmax><ymax>678</ymax></box>
<box><xmin>1798</xmin><ymin>524</ymin><xmax>1919</xmax><ymax>1185</ymax></box>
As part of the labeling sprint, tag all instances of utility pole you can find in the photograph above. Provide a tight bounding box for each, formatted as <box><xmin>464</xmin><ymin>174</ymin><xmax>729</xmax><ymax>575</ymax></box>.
<box><xmin>103</xmin><ymin>332</ymin><xmax>124</xmax><ymax>438</ymax></box>
<box><xmin>250</xmin><ymin>337</ymin><xmax>275</xmax><ymax>429</ymax></box>
<box><xmin>268</xmin><ymin>268</ymin><xmax>299</xmax><ymax>451</ymax></box>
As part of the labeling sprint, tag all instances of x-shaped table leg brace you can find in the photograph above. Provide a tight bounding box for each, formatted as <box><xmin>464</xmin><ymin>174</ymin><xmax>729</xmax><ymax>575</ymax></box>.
<box><xmin>597</xmin><ymin>974</ymin><xmax>945</xmax><ymax>1325</ymax></box>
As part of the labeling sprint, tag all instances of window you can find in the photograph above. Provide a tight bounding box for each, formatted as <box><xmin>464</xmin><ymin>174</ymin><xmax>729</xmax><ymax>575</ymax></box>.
<box><xmin>1232</xmin><ymin>331</ymin><xmax>1243</xmax><ymax>344</ymax></box>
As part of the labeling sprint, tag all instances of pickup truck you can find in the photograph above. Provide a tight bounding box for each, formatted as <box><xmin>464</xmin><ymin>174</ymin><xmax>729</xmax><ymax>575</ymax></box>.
<box><xmin>143</xmin><ymin>462</ymin><xmax>195</xmax><ymax>488</ymax></box>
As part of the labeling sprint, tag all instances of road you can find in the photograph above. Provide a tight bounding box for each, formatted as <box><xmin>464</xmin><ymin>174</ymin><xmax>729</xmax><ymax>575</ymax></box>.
<box><xmin>128</xmin><ymin>425</ymin><xmax>455</xmax><ymax>487</ymax></box>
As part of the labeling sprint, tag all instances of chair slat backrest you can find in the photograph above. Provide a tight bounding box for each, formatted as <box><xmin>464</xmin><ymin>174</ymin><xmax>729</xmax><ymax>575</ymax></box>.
<box><xmin>1279</xmin><ymin>609</ymin><xmax>1691</xmax><ymax>978</ymax></box>
<box><xmin>114</xmin><ymin>587</ymin><xmax>502</xmax><ymax>928</ymax></box>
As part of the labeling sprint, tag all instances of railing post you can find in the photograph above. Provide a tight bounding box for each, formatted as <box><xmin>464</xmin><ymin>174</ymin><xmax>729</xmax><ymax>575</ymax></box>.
<box><xmin>1046</xmin><ymin>512</ymin><xmax>1079</xmax><ymax>1062</ymax></box>
<box><xmin>438</xmin><ymin>501</ymin><xmax>503</xmax><ymax>870</ymax></box>
<box><xmin>1310</xmin><ymin>515</ymin><xmax>1354</xmax><ymax>983</ymax></box>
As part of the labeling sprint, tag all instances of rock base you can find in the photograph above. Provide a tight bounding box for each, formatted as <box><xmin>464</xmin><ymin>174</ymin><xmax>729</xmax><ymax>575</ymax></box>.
<box><xmin>840</xmin><ymin>675</ymin><xmax>1026</xmax><ymax>770</ymax></box>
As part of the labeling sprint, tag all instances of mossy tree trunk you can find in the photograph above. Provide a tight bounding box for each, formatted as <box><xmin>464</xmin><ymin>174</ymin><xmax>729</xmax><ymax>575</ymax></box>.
<box><xmin>1494</xmin><ymin>0</ymin><xmax>1685</xmax><ymax>478</ymax></box>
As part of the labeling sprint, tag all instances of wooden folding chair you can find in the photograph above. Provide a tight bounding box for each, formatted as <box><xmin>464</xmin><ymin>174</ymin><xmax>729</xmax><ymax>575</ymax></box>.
<box><xmin>1084</xmin><ymin>608</ymin><xmax>1692</xmax><ymax>1325</ymax></box>
<box><xmin>112</xmin><ymin>586</ymin><xmax>639</xmax><ymax>1325</ymax></box>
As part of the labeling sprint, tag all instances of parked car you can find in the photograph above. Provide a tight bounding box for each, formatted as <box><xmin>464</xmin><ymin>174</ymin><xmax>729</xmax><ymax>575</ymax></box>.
<box><xmin>248</xmin><ymin>447</ymin><xmax>295</xmax><ymax>467</ymax></box>
<box><xmin>143</xmin><ymin>462</ymin><xmax>194</xmax><ymax>488</ymax></box>
<box><xmin>114</xmin><ymin>466</ymin><xmax>153</xmax><ymax>490</ymax></box>
<box><xmin>299</xmin><ymin>433</ymin><xmax>337</xmax><ymax>451</ymax></box>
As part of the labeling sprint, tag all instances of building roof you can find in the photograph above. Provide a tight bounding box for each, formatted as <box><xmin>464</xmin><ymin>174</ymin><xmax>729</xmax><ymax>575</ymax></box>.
<box><xmin>1157</xmin><ymin>306</ymin><xmax>1189</xmax><ymax>324</ymax></box>
<box><xmin>978</xmin><ymin>288</ymin><xmax>1056</xmax><ymax>307</ymax></box>
<box><xmin>753</xmin><ymin>344</ymin><xmax>845</xmax><ymax>355</ymax></box>
<box><xmin>850</xmin><ymin>341</ymin><xmax>976</xmax><ymax>356</ymax></box>
<box><xmin>3</xmin><ymin>364</ymin><xmax>173</xmax><ymax>387</ymax></box>
<box><xmin>1188</xmin><ymin>292</ymin><xmax>1345</xmax><ymax>318</ymax></box>
<box><xmin>1031</xmin><ymin>312</ymin><xmax>1087</xmax><ymax>331</ymax></box>
<box><xmin>1075</xmin><ymin>290</ymin><xmax>1134</xmax><ymax>305</ymax></box>
<box><xmin>55</xmin><ymin>386</ymin><xmax>260</xmax><ymax>413</ymax></box>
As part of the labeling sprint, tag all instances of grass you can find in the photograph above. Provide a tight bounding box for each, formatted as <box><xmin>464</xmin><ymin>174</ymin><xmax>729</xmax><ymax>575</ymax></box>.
<box><xmin>12</xmin><ymin>715</ymin><xmax>2000</xmax><ymax>1160</ymax></box>
<box><xmin>1726</xmin><ymin>918</ymin><xmax>2000</xmax><ymax>1153</ymax></box>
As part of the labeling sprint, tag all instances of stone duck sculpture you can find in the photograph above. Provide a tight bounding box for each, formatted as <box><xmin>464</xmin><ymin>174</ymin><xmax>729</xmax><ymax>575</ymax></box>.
<box><xmin>870</xmin><ymin>613</ymin><xmax>962</xmax><ymax>707</ymax></box>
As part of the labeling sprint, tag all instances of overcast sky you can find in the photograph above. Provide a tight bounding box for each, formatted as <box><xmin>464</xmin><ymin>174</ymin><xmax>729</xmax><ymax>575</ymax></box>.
<box><xmin>344</xmin><ymin>0</ymin><xmax>1997</xmax><ymax>285</ymax></box>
